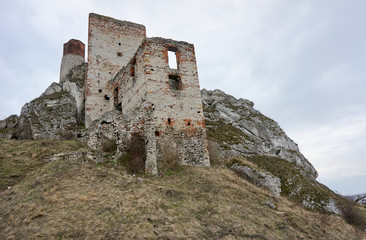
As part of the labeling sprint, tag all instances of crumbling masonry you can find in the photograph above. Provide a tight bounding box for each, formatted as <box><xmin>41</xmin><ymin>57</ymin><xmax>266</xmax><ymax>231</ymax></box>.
<box><xmin>60</xmin><ymin>13</ymin><xmax>210</xmax><ymax>174</ymax></box>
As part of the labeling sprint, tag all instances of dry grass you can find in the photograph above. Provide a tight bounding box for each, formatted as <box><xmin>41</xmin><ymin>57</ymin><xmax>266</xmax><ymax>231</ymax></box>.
<box><xmin>0</xmin><ymin>139</ymin><xmax>365</xmax><ymax>239</ymax></box>
<box><xmin>158</xmin><ymin>139</ymin><xmax>181</xmax><ymax>174</ymax></box>
<box><xmin>0</xmin><ymin>139</ymin><xmax>87</xmax><ymax>191</ymax></box>
<box><xmin>339</xmin><ymin>198</ymin><xmax>366</xmax><ymax>229</ymax></box>
<box><xmin>207</xmin><ymin>140</ymin><xmax>224</xmax><ymax>166</ymax></box>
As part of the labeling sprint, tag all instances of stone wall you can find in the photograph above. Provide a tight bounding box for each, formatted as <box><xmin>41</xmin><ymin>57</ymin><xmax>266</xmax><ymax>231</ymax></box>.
<box><xmin>85</xmin><ymin>13</ymin><xmax>146</xmax><ymax>127</ymax></box>
<box><xmin>108</xmin><ymin>37</ymin><xmax>210</xmax><ymax>173</ymax></box>
<box><xmin>142</xmin><ymin>38</ymin><xmax>209</xmax><ymax>168</ymax></box>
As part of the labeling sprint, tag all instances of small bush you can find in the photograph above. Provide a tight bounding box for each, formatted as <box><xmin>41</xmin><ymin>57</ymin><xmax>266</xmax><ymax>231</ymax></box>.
<box><xmin>117</xmin><ymin>132</ymin><xmax>145</xmax><ymax>173</ymax></box>
<box><xmin>57</xmin><ymin>130</ymin><xmax>76</xmax><ymax>140</ymax></box>
<box><xmin>159</xmin><ymin>139</ymin><xmax>181</xmax><ymax>173</ymax></box>
<box><xmin>100</xmin><ymin>136</ymin><xmax>117</xmax><ymax>153</ymax></box>
<box><xmin>207</xmin><ymin>140</ymin><xmax>222</xmax><ymax>166</ymax></box>
<box><xmin>339</xmin><ymin>198</ymin><xmax>366</xmax><ymax>229</ymax></box>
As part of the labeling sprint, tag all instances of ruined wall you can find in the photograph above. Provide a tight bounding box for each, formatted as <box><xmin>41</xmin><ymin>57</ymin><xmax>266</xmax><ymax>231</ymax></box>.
<box><xmin>143</xmin><ymin>38</ymin><xmax>206</xmax><ymax>131</ymax></box>
<box><xmin>109</xmin><ymin>47</ymin><xmax>148</xmax><ymax>116</ymax></box>
<box><xmin>109</xmin><ymin>44</ymin><xmax>157</xmax><ymax>173</ymax></box>
<box><xmin>142</xmin><ymin>38</ymin><xmax>210</xmax><ymax>167</ymax></box>
<box><xmin>85</xmin><ymin>13</ymin><xmax>146</xmax><ymax>127</ymax></box>
<box><xmin>109</xmin><ymin>38</ymin><xmax>210</xmax><ymax>173</ymax></box>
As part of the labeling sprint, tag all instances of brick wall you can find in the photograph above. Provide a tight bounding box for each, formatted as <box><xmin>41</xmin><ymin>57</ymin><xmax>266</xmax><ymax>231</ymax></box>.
<box><xmin>109</xmin><ymin>37</ymin><xmax>210</xmax><ymax>173</ymax></box>
<box><xmin>85</xmin><ymin>13</ymin><xmax>146</xmax><ymax>127</ymax></box>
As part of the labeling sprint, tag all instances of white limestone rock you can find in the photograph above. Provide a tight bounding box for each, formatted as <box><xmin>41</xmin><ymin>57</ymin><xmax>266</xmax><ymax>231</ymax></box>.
<box><xmin>61</xmin><ymin>63</ymin><xmax>86</xmax><ymax>122</ymax></box>
<box><xmin>0</xmin><ymin>115</ymin><xmax>19</xmax><ymax>139</ymax></box>
<box><xmin>0</xmin><ymin>115</ymin><xmax>18</xmax><ymax>129</ymax></box>
<box><xmin>16</xmin><ymin>91</ymin><xmax>78</xmax><ymax>140</ymax></box>
<box><xmin>4</xmin><ymin>63</ymin><xmax>87</xmax><ymax>140</ymax></box>
<box><xmin>41</xmin><ymin>82</ymin><xmax>62</xmax><ymax>96</ymax></box>
<box><xmin>302</xmin><ymin>196</ymin><xmax>340</xmax><ymax>214</ymax></box>
<box><xmin>201</xmin><ymin>88</ymin><xmax>317</xmax><ymax>179</ymax></box>
<box><xmin>348</xmin><ymin>193</ymin><xmax>366</xmax><ymax>205</ymax></box>
<box><xmin>46</xmin><ymin>151</ymin><xmax>83</xmax><ymax>162</ymax></box>
<box><xmin>231</xmin><ymin>163</ymin><xmax>281</xmax><ymax>197</ymax></box>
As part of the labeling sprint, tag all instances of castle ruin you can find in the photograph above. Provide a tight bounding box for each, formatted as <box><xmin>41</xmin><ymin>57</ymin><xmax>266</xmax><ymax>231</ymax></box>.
<box><xmin>60</xmin><ymin>13</ymin><xmax>210</xmax><ymax>174</ymax></box>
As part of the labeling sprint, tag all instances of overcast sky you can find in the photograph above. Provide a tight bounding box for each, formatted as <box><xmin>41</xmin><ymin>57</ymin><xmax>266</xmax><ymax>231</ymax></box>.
<box><xmin>1</xmin><ymin>0</ymin><xmax>365</xmax><ymax>195</ymax></box>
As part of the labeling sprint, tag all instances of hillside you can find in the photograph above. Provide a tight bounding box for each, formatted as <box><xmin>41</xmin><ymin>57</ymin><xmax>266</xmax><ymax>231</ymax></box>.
<box><xmin>1</xmin><ymin>60</ymin><xmax>366</xmax><ymax>238</ymax></box>
<box><xmin>1</xmin><ymin>139</ymin><xmax>366</xmax><ymax>239</ymax></box>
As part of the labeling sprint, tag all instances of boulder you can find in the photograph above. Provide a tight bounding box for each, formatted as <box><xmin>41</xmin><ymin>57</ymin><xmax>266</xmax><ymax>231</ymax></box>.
<box><xmin>0</xmin><ymin>115</ymin><xmax>19</xmax><ymax>139</ymax></box>
<box><xmin>41</xmin><ymin>82</ymin><xmax>62</xmax><ymax>97</ymax></box>
<box><xmin>15</xmin><ymin>91</ymin><xmax>78</xmax><ymax>140</ymax></box>
<box><xmin>348</xmin><ymin>193</ymin><xmax>366</xmax><ymax>205</ymax></box>
<box><xmin>231</xmin><ymin>162</ymin><xmax>281</xmax><ymax>197</ymax></box>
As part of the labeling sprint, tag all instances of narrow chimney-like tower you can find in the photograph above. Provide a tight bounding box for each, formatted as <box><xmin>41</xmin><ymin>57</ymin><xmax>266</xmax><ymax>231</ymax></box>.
<box><xmin>59</xmin><ymin>39</ymin><xmax>85</xmax><ymax>83</ymax></box>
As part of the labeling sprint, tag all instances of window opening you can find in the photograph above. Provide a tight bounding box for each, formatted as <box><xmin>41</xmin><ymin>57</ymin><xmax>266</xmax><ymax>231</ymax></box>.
<box><xmin>98</xmin><ymin>89</ymin><xmax>102</xmax><ymax>93</ymax></box>
<box><xmin>130</xmin><ymin>65</ymin><xmax>135</xmax><ymax>77</ymax></box>
<box><xmin>130</xmin><ymin>58</ymin><xmax>136</xmax><ymax>77</ymax></box>
<box><xmin>168</xmin><ymin>118</ymin><xmax>171</xmax><ymax>125</ymax></box>
<box><xmin>114</xmin><ymin>87</ymin><xmax>122</xmax><ymax>111</ymax></box>
<box><xmin>155</xmin><ymin>131</ymin><xmax>160</xmax><ymax>137</ymax></box>
<box><xmin>104</xmin><ymin>95</ymin><xmax>110</xmax><ymax>100</ymax></box>
<box><xmin>168</xmin><ymin>75</ymin><xmax>181</xmax><ymax>90</ymax></box>
<box><xmin>168</xmin><ymin>46</ymin><xmax>178</xmax><ymax>69</ymax></box>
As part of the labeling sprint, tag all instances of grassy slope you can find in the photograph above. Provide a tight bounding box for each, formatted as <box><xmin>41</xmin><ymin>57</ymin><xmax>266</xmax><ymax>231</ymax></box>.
<box><xmin>0</xmin><ymin>139</ymin><xmax>87</xmax><ymax>191</ymax></box>
<box><xmin>0</xmin><ymin>140</ymin><xmax>365</xmax><ymax>239</ymax></box>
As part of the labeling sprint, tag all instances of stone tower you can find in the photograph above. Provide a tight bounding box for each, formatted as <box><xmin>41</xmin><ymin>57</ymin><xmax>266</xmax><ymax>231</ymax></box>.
<box><xmin>85</xmin><ymin>13</ymin><xmax>146</xmax><ymax>127</ymax></box>
<box><xmin>59</xmin><ymin>39</ymin><xmax>85</xmax><ymax>83</ymax></box>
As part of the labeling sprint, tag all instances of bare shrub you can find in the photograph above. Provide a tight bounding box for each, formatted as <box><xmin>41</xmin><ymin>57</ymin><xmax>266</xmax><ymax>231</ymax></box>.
<box><xmin>100</xmin><ymin>136</ymin><xmax>117</xmax><ymax>153</ymax></box>
<box><xmin>339</xmin><ymin>198</ymin><xmax>366</xmax><ymax>229</ymax></box>
<box><xmin>207</xmin><ymin>140</ymin><xmax>222</xmax><ymax>166</ymax></box>
<box><xmin>117</xmin><ymin>132</ymin><xmax>145</xmax><ymax>173</ymax></box>
<box><xmin>57</xmin><ymin>130</ymin><xmax>75</xmax><ymax>140</ymax></box>
<box><xmin>159</xmin><ymin>139</ymin><xmax>180</xmax><ymax>173</ymax></box>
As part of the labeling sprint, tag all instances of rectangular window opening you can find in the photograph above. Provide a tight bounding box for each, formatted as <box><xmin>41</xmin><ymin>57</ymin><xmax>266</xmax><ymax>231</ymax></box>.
<box><xmin>130</xmin><ymin>58</ymin><xmax>136</xmax><ymax>77</ymax></box>
<box><xmin>168</xmin><ymin>47</ymin><xmax>178</xmax><ymax>69</ymax></box>
<box><xmin>114</xmin><ymin>87</ymin><xmax>122</xmax><ymax>111</ymax></box>
<box><xmin>130</xmin><ymin>65</ymin><xmax>135</xmax><ymax>77</ymax></box>
<box><xmin>168</xmin><ymin>75</ymin><xmax>181</xmax><ymax>90</ymax></box>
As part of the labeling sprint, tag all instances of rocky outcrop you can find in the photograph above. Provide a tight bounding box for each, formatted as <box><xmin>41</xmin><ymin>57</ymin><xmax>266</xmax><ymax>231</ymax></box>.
<box><xmin>201</xmin><ymin>89</ymin><xmax>344</xmax><ymax>213</ymax></box>
<box><xmin>17</xmin><ymin>90</ymin><xmax>78</xmax><ymax>139</ymax></box>
<box><xmin>62</xmin><ymin>63</ymin><xmax>87</xmax><ymax>123</ymax></box>
<box><xmin>348</xmin><ymin>193</ymin><xmax>366</xmax><ymax>205</ymax></box>
<box><xmin>201</xmin><ymin>89</ymin><xmax>317</xmax><ymax>179</ymax></box>
<box><xmin>0</xmin><ymin>63</ymin><xmax>86</xmax><ymax>140</ymax></box>
<box><xmin>0</xmin><ymin>115</ymin><xmax>18</xmax><ymax>139</ymax></box>
<box><xmin>231</xmin><ymin>161</ymin><xmax>281</xmax><ymax>197</ymax></box>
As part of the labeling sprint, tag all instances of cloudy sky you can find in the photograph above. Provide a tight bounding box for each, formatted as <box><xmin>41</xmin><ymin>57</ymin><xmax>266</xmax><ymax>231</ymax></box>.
<box><xmin>1</xmin><ymin>0</ymin><xmax>365</xmax><ymax>195</ymax></box>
